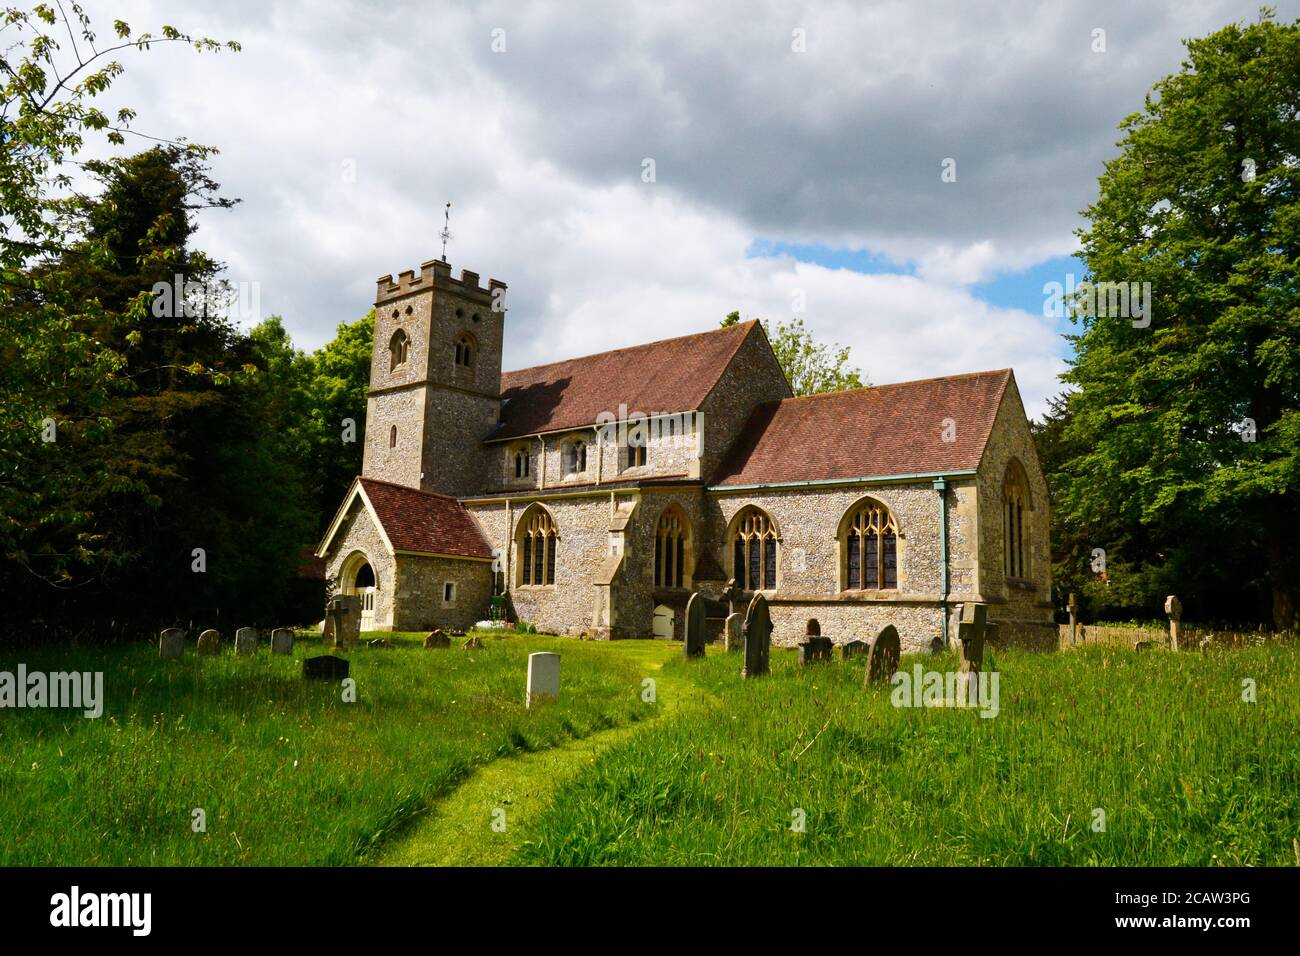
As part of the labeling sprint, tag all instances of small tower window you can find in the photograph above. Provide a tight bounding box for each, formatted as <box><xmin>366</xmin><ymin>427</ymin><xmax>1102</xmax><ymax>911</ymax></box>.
<box><xmin>389</xmin><ymin>329</ymin><xmax>409</xmax><ymax>371</ymax></box>
<box><xmin>454</xmin><ymin>334</ymin><xmax>474</xmax><ymax>369</ymax></box>
<box><xmin>389</xmin><ymin>425</ymin><xmax>397</xmax><ymax>449</ymax></box>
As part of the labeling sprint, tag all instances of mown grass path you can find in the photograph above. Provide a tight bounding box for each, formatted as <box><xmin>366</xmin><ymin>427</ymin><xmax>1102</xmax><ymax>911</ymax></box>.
<box><xmin>376</xmin><ymin>640</ymin><xmax>717</xmax><ymax>866</ymax></box>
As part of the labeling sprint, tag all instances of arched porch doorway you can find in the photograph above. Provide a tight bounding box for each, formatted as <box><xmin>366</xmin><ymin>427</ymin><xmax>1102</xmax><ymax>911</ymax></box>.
<box><xmin>339</xmin><ymin>551</ymin><xmax>378</xmax><ymax>631</ymax></box>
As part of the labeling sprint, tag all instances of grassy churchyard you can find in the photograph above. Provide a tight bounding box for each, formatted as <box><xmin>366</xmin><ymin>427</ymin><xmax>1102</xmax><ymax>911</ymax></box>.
<box><xmin>1</xmin><ymin>631</ymin><xmax>1297</xmax><ymax>866</ymax></box>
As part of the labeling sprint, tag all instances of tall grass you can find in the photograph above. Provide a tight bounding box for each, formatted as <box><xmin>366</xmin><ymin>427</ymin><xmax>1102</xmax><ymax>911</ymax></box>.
<box><xmin>0</xmin><ymin>632</ymin><xmax>648</xmax><ymax>865</ymax></box>
<box><xmin>518</xmin><ymin>644</ymin><xmax>1300</xmax><ymax>866</ymax></box>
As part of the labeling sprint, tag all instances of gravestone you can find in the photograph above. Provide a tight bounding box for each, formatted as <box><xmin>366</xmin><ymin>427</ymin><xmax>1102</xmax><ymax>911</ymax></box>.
<box><xmin>303</xmin><ymin>655</ymin><xmax>349</xmax><ymax>681</ymax></box>
<box><xmin>723</xmin><ymin>613</ymin><xmax>744</xmax><ymax>652</ymax></box>
<box><xmin>805</xmin><ymin>618</ymin><xmax>821</xmax><ymax>637</ymax></box>
<box><xmin>368</xmin><ymin>638</ymin><xmax>392</xmax><ymax>649</ymax></box>
<box><xmin>196</xmin><ymin>629</ymin><xmax>222</xmax><ymax>656</ymax></box>
<box><xmin>1134</xmin><ymin>640</ymin><xmax>1153</xmax><ymax>652</ymax></box>
<box><xmin>464</xmin><ymin>636</ymin><xmax>484</xmax><ymax>649</ymax></box>
<box><xmin>235</xmin><ymin>627</ymin><xmax>259</xmax><ymax>656</ymax></box>
<box><xmin>1067</xmin><ymin>592</ymin><xmax>1079</xmax><ymax>645</ymax></box>
<box><xmin>798</xmin><ymin>636</ymin><xmax>834</xmax><ymax>665</ymax></box>
<box><xmin>271</xmin><ymin>628</ymin><xmax>294</xmax><ymax>655</ymax></box>
<box><xmin>526</xmin><ymin>652</ymin><xmax>561</xmax><ymax>708</ymax></box>
<box><xmin>159</xmin><ymin>628</ymin><xmax>185</xmax><ymax>659</ymax></box>
<box><xmin>864</xmin><ymin>625</ymin><xmax>901</xmax><ymax>686</ymax></box>
<box><xmin>929</xmin><ymin>636</ymin><xmax>944</xmax><ymax>655</ymax></box>
<box><xmin>684</xmin><ymin>592</ymin><xmax>707</xmax><ymax>659</ymax></box>
<box><xmin>1164</xmin><ymin>594</ymin><xmax>1182</xmax><ymax>651</ymax></box>
<box><xmin>955</xmin><ymin>603</ymin><xmax>988</xmax><ymax>704</ymax></box>
<box><xmin>841</xmin><ymin>639</ymin><xmax>868</xmax><ymax>660</ymax></box>
<box><xmin>324</xmin><ymin>594</ymin><xmax>361</xmax><ymax>648</ymax></box>
<box><xmin>742</xmin><ymin>593</ymin><xmax>772</xmax><ymax>678</ymax></box>
<box><xmin>423</xmin><ymin>630</ymin><xmax>451</xmax><ymax>649</ymax></box>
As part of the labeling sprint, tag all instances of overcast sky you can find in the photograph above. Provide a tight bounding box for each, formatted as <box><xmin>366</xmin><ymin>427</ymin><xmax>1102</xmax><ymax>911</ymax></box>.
<box><xmin>85</xmin><ymin>0</ymin><xmax>1300</xmax><ymax>417</ymax></box>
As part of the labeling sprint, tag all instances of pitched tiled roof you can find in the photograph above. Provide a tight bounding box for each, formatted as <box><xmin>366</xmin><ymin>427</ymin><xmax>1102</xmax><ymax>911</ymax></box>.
<box><xmin>711</xmin><ymin>370</ymin><xmax>1012</xmax><ymax>487</ymax></box>
<box><xmin>492</xmin><ymin>322</ymin><xmax>758</xmax><ymax>441</ymax></box>
<box><xmin>358</xmin><ymin>478</ymin><xmax>494</xmax><ymax>559</ymax></box>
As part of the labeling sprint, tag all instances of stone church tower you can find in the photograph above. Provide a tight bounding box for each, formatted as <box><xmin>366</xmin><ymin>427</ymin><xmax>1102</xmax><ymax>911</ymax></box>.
<box><xmin>362</xmin><ymin>258</ymin><xmax>507</xmax><ymax>497</ymax></box>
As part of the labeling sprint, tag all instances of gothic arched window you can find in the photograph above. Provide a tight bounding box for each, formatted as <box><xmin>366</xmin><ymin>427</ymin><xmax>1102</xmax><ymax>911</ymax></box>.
<box><xmin>654</xmin><ymin>506</ymin><xmax>691</xmax><ymax>589</ymax></box>
<box><xmin>518</xmin><ymin>507</ymin><xmax>558</xmax><ymax>586</ymax></box>
<box><xmin>731</xmin><ymin>507</ymin><xmax>778</xmax><ymax>591</ymax></box>
<box><xmin>842</xmin><ymin>499</ymin><xmax>898</xmax><ymax>590</ymax></box>
<box><xmin>389</xmin><ymin>328</ymin><xmax>409</xmax><ymax>371</ymax></box>
<box><xmin>1004</xmin><ymin>459</ymin><xmax>1030</xmax><ymax>579</ymax></box>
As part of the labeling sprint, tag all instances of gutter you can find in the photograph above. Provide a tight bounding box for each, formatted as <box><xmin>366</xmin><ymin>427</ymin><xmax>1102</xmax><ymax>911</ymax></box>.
<box><xmin>707</xmin><ymin>469</ymin><xmax>975</xmax><ymax>494</ymax></box>
<box><xmin>933</xmin><ymin>477</ymin><xmax>950</xmax><ymax>646</ymax></box>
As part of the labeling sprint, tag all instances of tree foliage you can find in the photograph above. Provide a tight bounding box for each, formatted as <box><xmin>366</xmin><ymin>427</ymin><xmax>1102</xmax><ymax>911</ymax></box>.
<box><xmin>1053</xmin><ymin>9</ymin><xmax>1300</xmax><ymax>628</ymax></box>
<box><xmin>722</xmin><ymin>310</ymin><xmax>866</xmax><ymax>395</ymax></box>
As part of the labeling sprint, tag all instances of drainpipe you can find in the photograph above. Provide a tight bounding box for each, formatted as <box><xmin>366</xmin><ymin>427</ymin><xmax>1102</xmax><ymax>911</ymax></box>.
<box><xmin>933</xmin><ymin>477</ymin><xmax>950</xmax><ymax>647</ymax></box>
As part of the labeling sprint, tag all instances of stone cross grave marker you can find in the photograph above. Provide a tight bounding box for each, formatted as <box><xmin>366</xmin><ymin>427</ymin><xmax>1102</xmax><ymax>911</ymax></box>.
<box><xmin>724</xmin><ymin>613</ymin><xmax>744</xmax><ymax>652</ymax></box>
<box><xmin>956</xmin><ymin>603</ymin><xmax>988</xmax><ymax>704</ymax></box>
<box><xmin>1067</xmin><ymin>592</ymin><xmax>1079</xmax><ymax>645</ymax></box>
<box><xmin>159</xmin><ymin>628</ymin><xmax>185</xmax><ymax>659</ymax></box>
<box><xmin>1164</xmin><ymin>594</ymin><xmax>1182</xmax><ymax>651</ymax></box>
<box><xmin>864</xmin><ymin>625</ymin><xmax>901</xmax><ymax>686</ymax></box>
<box><xmin>798</xmin><ymin>619</ymin><xmax>833</xmax><ymax>665</ymax></box>
<box><xmin>325</xmin><ymin>594</ymin><xmax>361</xmax><ymax>648</ymax></box>
<box><xmin>196</xmin><ymin>629</ymin><xmax>222</xmax><ymax>656</ymax></box>
<box><xmin>841</xmin><ymin>639</ymin><xmax>868</xmax><ymax>660</ymax></box>
<box><xmin>684</xmin><ymin>592</ymin><xmax>707</xmax><ymax>659</ymax></box>
<box><xmin>526</xmin><ymin>652</ymin><xmax>561</xmax><ymax>708</ymax></box>
<box><xmin>303</xmin><ymin>655</ymin><xmax>349</xmax><ymax>681</ymax></box>
<box><xmin>742</xmin><ymin>592</ymin><xmax>772</xmax><ymax>678</ymax></box>
<box><xmin>235</xmin><ymin>627</ymin><xmax>259</xmax><ymax>656</ymax></box>
<box><xmin>271</xmin><ymin>628</ymin><xmax>294</xmax><ymax>655</ymax></box>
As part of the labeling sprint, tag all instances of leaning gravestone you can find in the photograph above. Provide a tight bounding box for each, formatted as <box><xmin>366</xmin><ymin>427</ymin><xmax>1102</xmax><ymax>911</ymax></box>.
<box><xmin>271</xmin><ymin>628</ymin><xmax>294</xmax><ymax>655</ymax></box>
<box><xmin>423</xmin><ymin>630</ymin><xmax>451</xmax><ymax>649</ymax></box>
<box><xmin>864</xmin><ymin>625</ymin><xmax>901</xmax><ymax>686</ymax></box>
<box><xmin>526</xmin><ymin>652</ymin><xmax>561</xmax><ymax>708</ymax></box>
<box><xmin>159</xmin><ymin>628</ymin><xmax>185</xmax><ymax>659</ymax></box>
<box><xmin>684</xmin><ymin>592</ymin><xmax>707</xmax><ymax>659</ymax></box>
<box><xmin>235</xmin><ymin>627</ymin><xmax>259</xmax><ymax>656</ymax></box>
<box><xmin>841</xmin><ymin>639</ymin><xmax>868</xmax><ymax>660</ymax></box>
<box><xmin>723</xmin><ymin>613</ymin><xmax>744</xmax><ymax>652</ymax></box>
<box><xmin>303</xmin><ymin>655</ymin><xmax>349</xmax><ymax>681</ymax></box>
<box><xmin>196</xmin><ymin>629</ymin><xmax>222</xmax><ymax>656</ymax></box>
<box><xmin>742</xmin><ymin>593</ymin><xmax>772</xmax><ymax>678</ymax></box>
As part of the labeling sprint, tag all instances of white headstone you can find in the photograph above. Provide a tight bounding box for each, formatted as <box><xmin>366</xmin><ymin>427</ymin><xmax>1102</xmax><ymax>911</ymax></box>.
<box><xmin>526</xmin><ymin>652</ymin><xmax>561</xmax><ymax>708</ymax></box>
<box><xmin>724</xmin><ymin>613</ymin><xmax>744</xmax><ymax>652</ymax></box>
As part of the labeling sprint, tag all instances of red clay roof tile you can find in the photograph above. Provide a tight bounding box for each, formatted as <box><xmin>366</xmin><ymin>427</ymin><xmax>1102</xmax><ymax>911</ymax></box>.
<box><xmin>711</xmin><ymin>369</ymin><xmax>1012</xmax><ymax>486</ymax></box>
<box><xmin>359</xmin><ymin>478</ymin><xmax>493</xmax><ymax>559</ymax></box>
<box><xmin>493</xmin><ymin>321</ymin><xmax>757</xmax><ymax>440</ymax></box>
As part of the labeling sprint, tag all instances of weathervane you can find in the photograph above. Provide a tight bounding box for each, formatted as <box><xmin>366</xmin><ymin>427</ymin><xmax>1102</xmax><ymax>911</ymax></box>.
<box><xmin>440</xmin><ymin>202</ymin><xmax>453</xmax><ymax>262</ymax></box>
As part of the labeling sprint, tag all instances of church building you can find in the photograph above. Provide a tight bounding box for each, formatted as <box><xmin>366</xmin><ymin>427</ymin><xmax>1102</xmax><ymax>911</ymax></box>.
<box><xmin>315</xmin><ymin>257</ymin><xmax>1055</xmax><ymax>651</ymax></box>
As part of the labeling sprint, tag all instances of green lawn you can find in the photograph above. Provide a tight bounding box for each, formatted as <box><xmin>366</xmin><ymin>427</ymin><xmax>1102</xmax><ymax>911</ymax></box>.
<box><xmin>517</xmin><ymin>643</ymin><xmax>1300</xmax><ymax>866</ymax></box>
<box><xmin>0</xmin><ymin>631</ymin><xmax>649</xmax><ymax>865</ymax></box>
<box><xmin>4</xmin><ymin>634</ymin><xmax>1296</xmax><ymax>866</ymax></box>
